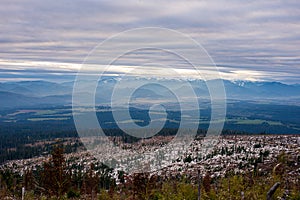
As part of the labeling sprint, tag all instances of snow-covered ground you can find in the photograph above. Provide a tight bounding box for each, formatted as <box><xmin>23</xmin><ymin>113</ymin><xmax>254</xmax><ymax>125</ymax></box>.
<box><xmin>1</xmin><ymin>135</ymin><xmax>299</xmax><ymax>182</ymax></box>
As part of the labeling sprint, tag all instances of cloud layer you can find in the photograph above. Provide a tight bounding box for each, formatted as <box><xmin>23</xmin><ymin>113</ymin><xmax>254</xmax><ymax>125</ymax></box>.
<box><xmin>0</xmin><ymin>0</ymin><xmax>299</xmax><ymax>83</ymax></box>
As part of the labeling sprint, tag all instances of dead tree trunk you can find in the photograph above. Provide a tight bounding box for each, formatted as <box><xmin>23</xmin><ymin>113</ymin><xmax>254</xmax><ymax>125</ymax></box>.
<box><xmin>197</xmin><ymin>170</ymin><xmax>201</xmax><ymax>200</ymax></box>
<box><xmin>267</xmin><ymin>182</ymin><xmax>280</xmax><ymax>200</ymax></box>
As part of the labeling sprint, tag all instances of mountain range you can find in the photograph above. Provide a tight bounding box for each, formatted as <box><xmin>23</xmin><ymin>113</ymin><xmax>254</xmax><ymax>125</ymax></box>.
<box><xmin>0</xmin><ymin>79</ymin><xmax>299</xmax><ymax>109</ymax></box>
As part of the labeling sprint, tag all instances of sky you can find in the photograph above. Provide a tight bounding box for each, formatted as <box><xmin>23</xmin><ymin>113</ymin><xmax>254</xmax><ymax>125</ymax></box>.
<box><xmin>0</xmin><ymin>0</ymin><xmax>300</xmax><ymax>83</ymax></box>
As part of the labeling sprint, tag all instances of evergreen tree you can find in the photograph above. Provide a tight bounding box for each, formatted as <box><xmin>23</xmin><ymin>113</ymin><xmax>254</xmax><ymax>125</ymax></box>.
<box><xmin>40</xmin><ymin>145</ymin><xmax>70</xmax><ymax>198</ymax></box>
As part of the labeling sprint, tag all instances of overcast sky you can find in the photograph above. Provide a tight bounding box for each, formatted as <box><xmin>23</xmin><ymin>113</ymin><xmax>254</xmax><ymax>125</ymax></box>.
<box><xmin>0</xmin><ymin>0</ymin><xmax>300</xmax><ymax>83</ymax></box>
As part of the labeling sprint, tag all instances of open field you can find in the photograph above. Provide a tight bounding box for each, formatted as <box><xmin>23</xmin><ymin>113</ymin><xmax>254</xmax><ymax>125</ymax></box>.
<box><xmin>0</xmin><ymin>101</ymin><xmax>299</xmax><ymax>134</ymax></box>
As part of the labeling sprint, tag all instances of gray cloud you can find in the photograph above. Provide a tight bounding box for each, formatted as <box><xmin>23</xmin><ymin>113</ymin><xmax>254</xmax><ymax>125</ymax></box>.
<box><xmin>0</xmin><ymin>0</ymin><xmax>299</xmax><ymax>83</ymax></box>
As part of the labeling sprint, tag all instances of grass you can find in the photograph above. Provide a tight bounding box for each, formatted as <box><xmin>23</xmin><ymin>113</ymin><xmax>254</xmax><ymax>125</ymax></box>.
<box><xmin>234</xmin><ymin>119</ymin><xmax>282</xmax><ymax>125</ymax></box>
<box><xmin>27</xmin><ymin>117</ymin><xmax>69</xmax><ymax>121</ymax></box>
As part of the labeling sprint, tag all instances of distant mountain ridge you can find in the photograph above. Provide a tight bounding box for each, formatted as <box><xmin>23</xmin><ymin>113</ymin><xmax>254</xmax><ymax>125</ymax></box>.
<box><xmin>0</xmin><ymin>91</ymin><xmax>71</xmax><ymax>109</ymax></box>
<box><xmin>0</xmin><ymin>79</ymin><xmax>299</xmax><ymax>109</ymax></box>
<box><xmin>0</xmin><ymin>81</ymin><xmax>71</xmax><ymax>97</ymax></box>
<box><xmin>221</xmin><ymin>80</ymin><xmax>300</xmax><ymax>99</ymax></box>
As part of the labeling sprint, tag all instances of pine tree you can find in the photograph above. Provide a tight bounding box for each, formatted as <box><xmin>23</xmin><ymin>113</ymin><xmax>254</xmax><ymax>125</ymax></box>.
<box><xmin>41</xmin><ymin>145</ymin><xmax>70</xmax><ymax>198</ymax></box>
